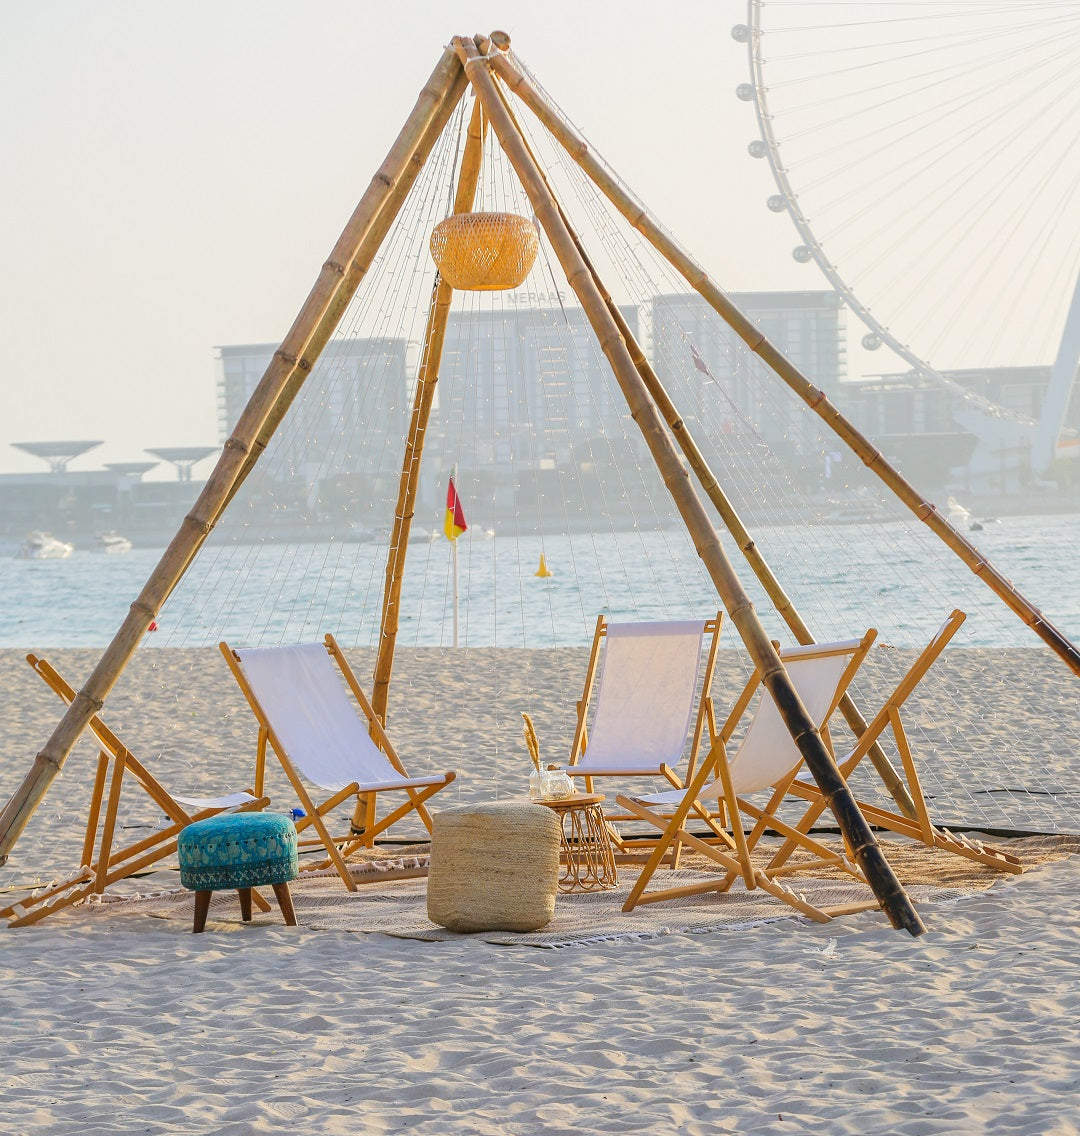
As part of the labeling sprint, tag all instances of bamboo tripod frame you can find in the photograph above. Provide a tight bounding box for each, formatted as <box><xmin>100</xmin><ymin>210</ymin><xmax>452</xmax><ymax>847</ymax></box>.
<box><xmin>15</xmin><ymin>31</ymin><xmax>1046</xmax><ymax>933</ymax></box>
<box><xmin>0</xmin><ymin>31</ymin><xmax>924</xmax><ymax>934</ymax></box>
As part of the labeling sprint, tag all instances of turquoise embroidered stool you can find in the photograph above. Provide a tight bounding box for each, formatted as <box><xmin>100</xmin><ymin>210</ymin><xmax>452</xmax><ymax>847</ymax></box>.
<box><xmin>177</xmin><ymin>812</ymin><xmax>299</xmax><ymax>933</ymax></box>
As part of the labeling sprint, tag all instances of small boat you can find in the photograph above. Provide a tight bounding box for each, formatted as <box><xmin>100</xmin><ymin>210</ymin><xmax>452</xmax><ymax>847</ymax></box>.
<box><xmin>96</xmin><ymin>531</ymin><xmax>133</xmax><ymax>554</ymax></box>
<box><xmin>816</xmin><ymin>498</ymin><xmax>891</xmax><ymax>525</ymax></box>
<box><xmin>17</xmin><ymin>530</ymin><xmax>74</xmax><ymax>560</ymax></box>
<box><xmin>944</xmin><ymin>496</ymin><xmax>973</xmax><ymax>528</ymax></box>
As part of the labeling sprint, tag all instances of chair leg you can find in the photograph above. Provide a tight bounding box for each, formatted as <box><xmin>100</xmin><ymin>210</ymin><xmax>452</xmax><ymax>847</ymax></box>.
<box><xmin>238</xmin><ymin>888</ymin><xmax>253</xmax><ymax>922</ymax></box>
<box><xmin>272</xmin><ymin>882</ymin><xmax>298</xmax><ymax>927</ymax></box>
<box><xmin>193</xmin><ymin>890</ymin><xmax>212</xmax><ymax>933</ymax></box>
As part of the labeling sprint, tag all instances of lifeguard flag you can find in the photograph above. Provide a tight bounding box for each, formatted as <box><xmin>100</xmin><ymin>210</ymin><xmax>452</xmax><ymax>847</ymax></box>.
<box><xmin>444</xmin><ymin>476</ymin><xmax>467</xmax><ymax>541</ymax></box>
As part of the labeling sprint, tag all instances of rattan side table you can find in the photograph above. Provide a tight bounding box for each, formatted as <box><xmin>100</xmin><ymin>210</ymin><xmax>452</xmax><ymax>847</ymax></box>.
<box><xmin>533</xmin><ymin>792</ymin><xmax>618</xmax><ymax>893</ymax></box>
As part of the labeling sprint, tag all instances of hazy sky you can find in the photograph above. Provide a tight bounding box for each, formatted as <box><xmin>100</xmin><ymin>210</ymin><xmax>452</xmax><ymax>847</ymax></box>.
<box><xmin>0</xmin><ymin>1</ymin><xmax>806</xmax><ymax>477</ymax></box>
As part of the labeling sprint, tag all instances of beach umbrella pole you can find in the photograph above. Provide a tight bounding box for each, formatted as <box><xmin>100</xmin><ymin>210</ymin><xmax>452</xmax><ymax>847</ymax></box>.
<box><xmin>459</xmin><ymin>33</ymin><xmax>925</xmax><ymax>934</ymax></box>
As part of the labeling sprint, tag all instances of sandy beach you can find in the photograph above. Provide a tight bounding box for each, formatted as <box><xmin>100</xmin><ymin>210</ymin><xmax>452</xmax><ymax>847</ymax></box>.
<box><xmin>2</xmin><ymin>645</ymin><xmax>1079</xmax><ymax>1134</ymax></box>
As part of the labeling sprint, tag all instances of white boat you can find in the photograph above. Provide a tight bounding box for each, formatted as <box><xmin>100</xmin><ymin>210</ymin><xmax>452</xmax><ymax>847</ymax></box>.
<box><xmin>944</xmin><ymin>496</ymin><xmax>978</xmax><ymax>530</ymax></box>
<box><xmin>96</xmin><ymin>531</ymin><xmax>133</xmax><ymax>554</ymax></box>
<box><xmin>17</xmin><ymin>530</ymin><xmax>74</xmax><ymax>559</ymax></box>
<box><xmin>816</xmin><ymin>497</ymin><xmax>892</xmax><ymax>525</ymax></box>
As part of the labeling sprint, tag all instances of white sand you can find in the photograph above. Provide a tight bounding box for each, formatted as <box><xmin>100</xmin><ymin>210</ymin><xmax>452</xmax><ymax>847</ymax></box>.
<box><xmin>2</xmin><ymin>647</ymin><xmax>1079</xmax><ymax>1133</ymax></box>
<box><xmin>2</xmin><ymin>863</ymin><xmax>1078</xmax><ymax>1134</ymax></box>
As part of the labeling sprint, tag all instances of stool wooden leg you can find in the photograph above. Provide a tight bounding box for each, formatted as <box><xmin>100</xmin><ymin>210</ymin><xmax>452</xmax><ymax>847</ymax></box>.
<box><xmin>272</xmin><ymin>882</ymin><xmax>298</xmax><ymax>927</ymax></box>
<box><xmin>238</xmin><ymin>888</ymin><xmax>253</xmax><ymax>922</ymax></box>
<box><xmin>193</xmin><ymin>890</ymin><xmax>212</xmax><ymax>934</ymax></box>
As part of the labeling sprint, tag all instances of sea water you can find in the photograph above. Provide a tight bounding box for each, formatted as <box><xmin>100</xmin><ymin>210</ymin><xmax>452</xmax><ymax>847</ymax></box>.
<box><xmin>1</xmin><ymin>512</ymin><xmax>1078</xmax><ymax>651</ymax></box>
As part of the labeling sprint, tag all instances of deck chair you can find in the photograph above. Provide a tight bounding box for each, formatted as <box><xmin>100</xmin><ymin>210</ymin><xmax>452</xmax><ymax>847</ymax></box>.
<box><xmin>567</xmin><ymin>614</ymin><xmax>722</xmax><ymax>847</ymax></box>
<box><xmin>1</xmin><ymin>653</ymin><xmax>270</xmax><ymax>929</ymax></box>
<box><xmin>220</xmin><ymin>634</ymin><xmax>456</xmax><ymax>891</ymax></box>
<box><xmin>617</xmin><ymin>631</ymin><xmax>879</xmax><ymax>923</ymax></box>
<box><xmin>769</xmin><ymin>610</ymin><xmax>1022</xmax><ymax>875</ymax></box>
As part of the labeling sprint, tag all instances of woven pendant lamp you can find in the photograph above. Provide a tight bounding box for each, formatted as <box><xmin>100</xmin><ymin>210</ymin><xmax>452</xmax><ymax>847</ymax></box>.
<box><xmin>429</xmin><ymin>211</ymin><xmax>539</xmax><ymax>291</ymax></box>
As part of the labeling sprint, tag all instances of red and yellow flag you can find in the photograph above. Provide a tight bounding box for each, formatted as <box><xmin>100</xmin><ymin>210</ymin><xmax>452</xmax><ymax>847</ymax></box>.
<box><xmin>444</xmin><ymin>475</ymin><xmax>467</xmax><ymax>541</ymax></box>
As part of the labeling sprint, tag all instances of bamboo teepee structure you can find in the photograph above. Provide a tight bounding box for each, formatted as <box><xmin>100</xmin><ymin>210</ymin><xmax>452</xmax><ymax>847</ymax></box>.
<box><xmin>6</xmin><ymin>32</ymin><xmax>1079</xmax><ymax>934</ymax></box>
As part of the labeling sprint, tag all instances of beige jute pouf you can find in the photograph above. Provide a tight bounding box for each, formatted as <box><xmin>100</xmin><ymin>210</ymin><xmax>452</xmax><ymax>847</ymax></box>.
<box><xmin>427</xmin><ymin>801</ymin><xmax>562</xmax><ymax>933</ymax></box>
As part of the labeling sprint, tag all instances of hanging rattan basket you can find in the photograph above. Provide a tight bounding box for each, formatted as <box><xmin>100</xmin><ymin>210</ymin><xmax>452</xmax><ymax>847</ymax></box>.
<box><xmin>429</xmin><ymin>212</ymin><xmax>539</xmax><ymax>291</ymax></box>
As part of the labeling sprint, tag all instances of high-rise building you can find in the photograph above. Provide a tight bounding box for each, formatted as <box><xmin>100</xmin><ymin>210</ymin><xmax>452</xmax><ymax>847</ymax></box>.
<box><xmin>433</xmin><ymin>304</ymin><xmax>641</xmax><ymax>468</ymax></box>
<box><xmin>216</xmin><ymin>338</ymin><xmax>410</xmax><ymax>485</ymax></box>
<box><xmin>650</xmin><ymin>290</ymin><xmax>846</xmax><ymax>456</ymax></box>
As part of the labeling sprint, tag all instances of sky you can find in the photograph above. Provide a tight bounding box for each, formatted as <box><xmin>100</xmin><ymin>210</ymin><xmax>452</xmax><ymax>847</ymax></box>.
<box><xmin>0</xmin><ymin>1</ymin><xmax>814</xmax><ymax>478</ymax></box>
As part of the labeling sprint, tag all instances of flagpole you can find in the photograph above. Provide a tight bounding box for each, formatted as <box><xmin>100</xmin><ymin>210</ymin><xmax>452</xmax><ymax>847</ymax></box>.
<box><xmin>452</xmin><ymin>535</ymin><xmax>460</xmax><ymax>648</ymax></box>
<box><xmin>446</xmin><ymin>467</ymin><xmax>466</xmax><ymax>647</ymax></box>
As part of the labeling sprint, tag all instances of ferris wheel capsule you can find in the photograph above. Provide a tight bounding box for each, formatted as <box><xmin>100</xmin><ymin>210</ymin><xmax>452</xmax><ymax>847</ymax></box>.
<box><xmin>748</xmin><ymin>140</ymin><xmax>769</xmax><ymax>159</ymax></box>
<box><xmin>731</xmin><ymin>24</ymin><xmax>750</xmax><ymax>43</ymax></box>
<box><xmin>735</xmin><ymin>83</ymin><xmax>756</xmax><ymax>102</ymax></box>
<box><xmin>861</xmin><ymin>334</ymin><xmax>883</xmax><ymax>351</ymax></box>
<box><xmin>793</xmin><ymin>245</ymin><xmax>813</xmax><ymax>263</ymax></box>
<box><xmin>767</xmin><ymin>195</ymin><xmax>788</xmax><ymax>213</ymax></box>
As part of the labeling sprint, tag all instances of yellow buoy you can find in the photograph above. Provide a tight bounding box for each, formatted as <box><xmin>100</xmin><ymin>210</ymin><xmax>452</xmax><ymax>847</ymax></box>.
<box><xmin>535</xmin><ymin>554</ymin><xmax>552</xmax><ymax>578</ymax></box>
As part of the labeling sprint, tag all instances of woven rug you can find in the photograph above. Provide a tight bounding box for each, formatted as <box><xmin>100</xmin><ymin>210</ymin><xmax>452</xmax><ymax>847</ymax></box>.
<box><xmin>78</xmin><ymin>857</ymin><xmax>976</xmax><ymax>948</ymax></box>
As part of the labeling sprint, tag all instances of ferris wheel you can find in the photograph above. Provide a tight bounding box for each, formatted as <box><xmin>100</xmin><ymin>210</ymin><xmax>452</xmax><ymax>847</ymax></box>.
<box><xmin>733</xmin><ymin>1</ymin><xmax>1080</xmax><ymax>475</ymax></box>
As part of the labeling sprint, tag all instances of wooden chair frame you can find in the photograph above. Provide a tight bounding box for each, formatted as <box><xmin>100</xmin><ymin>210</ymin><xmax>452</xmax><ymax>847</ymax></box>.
<box><xmin>567</xmin><ymin>613</ymin><xmax>723</xmax><ymax>850</ymax></box>
<box><xmin>617</xmin><ymin>631</ymin><xmax>880</xmax><ymax>923</ymax></box>
<box><xmin>1</xmin><ymin>654</ymin><xmax>269</xmax><ymax>928</ymax></box>
<box><xmin>768</xmin><ymin>610</ymin><xmax>1022</xmax><ymax>875</ymax></box>
<box><xmin>220</xmin><ymin>633</ymin><xmax>456</xmax><ymax>891</ymax></box>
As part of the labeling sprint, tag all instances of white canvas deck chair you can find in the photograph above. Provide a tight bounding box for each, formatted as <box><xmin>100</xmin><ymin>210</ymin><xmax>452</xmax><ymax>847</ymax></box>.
<box><xmin>618</xmin><ymin>631</ymin><xmax>878</xmax><ymax>923</ymax></box>
<box><xmin>567</xmin><ymin>613</ymin><xmax>722</xmax><ymax>848</ymax></box>
<box><xmin>220</xmin><ymin>634</ymin><xmax>456</xmax><ymax>890</ymax></box>
<box><xmin>1</xmin><ymin>654</ymin><xmax>269</xmax><ymax>929</ymax></box>
<box><xmin>769</xmin><ymin>610</ymin><xmax>1023</xmax><ymax>876</ymax></box>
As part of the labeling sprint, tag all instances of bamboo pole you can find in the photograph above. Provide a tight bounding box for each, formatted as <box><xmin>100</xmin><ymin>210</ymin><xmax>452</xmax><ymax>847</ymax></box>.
<box><xmin>370</xmin><ymin>278</ymin><xmax>450</xmax><ymax>728</ymax></box>
<box><xmin>455</xmin><ymin>92</ymin><xmax>487</xmax><ymax>215</ymax></box>
<box><xmin>0</xmin><ymin>47</ymin><xmax>467</xmax><ymax>868</ymax></box>
<box><xmin>359</xmin><ymin>94</ymin><xmax>489</xmax><ymax>835</ymax></box>
<box><xmin>370</xmin><ymin>95</ymin><xmax>488</xmax><ymax>726</ymax></box>
<box><xmin>602</xmin><ymin>267</ymin><xmax>917</xmax><ymax>818</ymax></box>
<box><xmin>460</xmin><ymin>34</ymin><xmax>924</xmax><ymax>934</ymax></box>
<box><xmin>494</xmin><ymin>72</ymin><xmax>918</xmax><ymax>822</ymax></box>
<box><xmin>486</xmin><ymin>45</ymin><xmax>1080</xmax><ymax>680</ymax></box>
